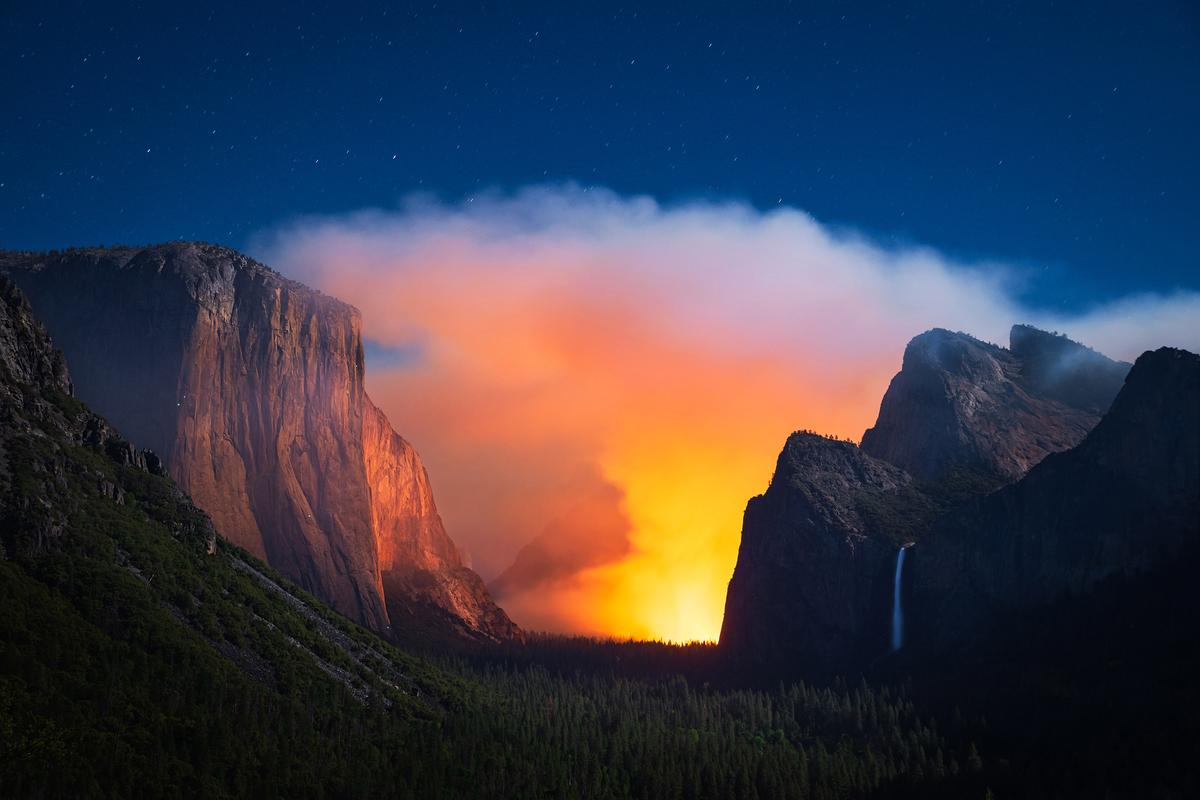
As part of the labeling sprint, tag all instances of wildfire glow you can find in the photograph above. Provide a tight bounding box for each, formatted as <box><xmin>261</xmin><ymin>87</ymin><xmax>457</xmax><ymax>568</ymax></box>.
<box><xmin>257</xmin><ymin>186</ymin><xmax>1200</xmax><ymax>642</ymax></box>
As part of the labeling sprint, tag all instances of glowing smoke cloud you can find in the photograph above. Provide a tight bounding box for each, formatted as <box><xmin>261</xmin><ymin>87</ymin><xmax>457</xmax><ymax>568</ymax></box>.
<box><xmin>254</xmin><ymin>185</ymin><xmax>1200</xmax><ymax>642</ymax></box>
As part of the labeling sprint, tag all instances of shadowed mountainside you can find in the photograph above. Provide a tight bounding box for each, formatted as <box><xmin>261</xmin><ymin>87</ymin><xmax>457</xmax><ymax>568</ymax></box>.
<box><xmin>909</xmin><ymin>346</ymin><xmax>1199</xmax><ymax>650</ymax></box>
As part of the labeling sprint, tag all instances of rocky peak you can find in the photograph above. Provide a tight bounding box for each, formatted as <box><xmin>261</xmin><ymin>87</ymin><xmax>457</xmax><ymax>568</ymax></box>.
<box><xmin>772</xmin><ymin>432</ymin><xmax>911</xmax><ymax>497</ymax></box>
<box><xmin>861</xmin><ymin>326</ymin><xmax>1119</xmax><ymax>483</ymax></box>
<box><xmin>1073</xmin><ymin>347</ymin><xmax>1198</xmax><ymax>493</ymax></box>
<box><xmin>721</xmin><ymin>323</ymin><xmax>1173</xmax><ymax>679</ymax></box>
<box><xmin>901</xmin><ymin>327</ymin><xmax>1009</xmax><ymax>379</ymax></box>
<box><xmin>759</xmin><ymin>432</ymin><xmax>914</xmax><ymax>547</ymax></box>
<box><xmin>1105</xmin><ymin>346</ymin><xmax>1198</xmax><ymax>426</ymax></box>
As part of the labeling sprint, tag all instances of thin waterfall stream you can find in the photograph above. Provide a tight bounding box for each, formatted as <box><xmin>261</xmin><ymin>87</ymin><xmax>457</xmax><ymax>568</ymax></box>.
<box><xmin>891</xmin><ymin>546</ymin><xmax>908</xmax><ymax>651</ymax></box>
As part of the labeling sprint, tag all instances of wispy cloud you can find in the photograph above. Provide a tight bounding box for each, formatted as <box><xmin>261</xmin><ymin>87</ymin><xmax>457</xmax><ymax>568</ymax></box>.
<box><xmin>253</xmin><ymin>185</ymin><xmax>1200</xmax><ymax>640</ymax></box>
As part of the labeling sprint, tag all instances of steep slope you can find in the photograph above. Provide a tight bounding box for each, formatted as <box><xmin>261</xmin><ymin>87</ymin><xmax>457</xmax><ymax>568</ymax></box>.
<box><xmin>0</xmin><ymin>243</ymin><xmax>515</xmax><ymax>641</ymax></box>
<box><xmin>719</xmin><ymin>432</ymin><xmax>912</xmax><ymax>674</ymax></box>
<box><xmin>0</xmin><ymin>277</ymin><xmax>468</xmax><ymax>795</ymax></box>
<box><xmin>860</xmin><ymin>326</ymin><xmax>1128</xmax><ymax>482</ymax></box>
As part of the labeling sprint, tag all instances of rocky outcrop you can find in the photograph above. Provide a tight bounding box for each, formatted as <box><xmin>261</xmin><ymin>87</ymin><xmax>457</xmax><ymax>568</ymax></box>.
<box><xmin>719</xmin><ymin>432</ymin><xmax>912</xmax><ymax>674</ymax></box>
<box><xmin>0</xmin><ymin>243</ymin><xmax>516</xmax><ymax>641</ymax></box>
<box><xmin>0</xmin><ymin>277</ymin><xmax>72</xmax><ymax>396</ymax></box>
<box><xmin>860</xmin><ymin>327</ymin><xmax>1128</xmax><ymax>483</ymax></box>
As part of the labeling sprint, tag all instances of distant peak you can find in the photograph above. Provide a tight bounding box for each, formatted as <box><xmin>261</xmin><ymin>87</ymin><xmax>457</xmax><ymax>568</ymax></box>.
<box><xmin>863</xmin><ymin>322</ymin><xmax>1130</xmax><ymax>482</ymax></box>
<box><xmin>1010</xmin><ymin>324</ymin><xmax>1095</xmax><ymax>359</ymax></box>
<box><xmin>908</xmin><ymin>327</ymin><xmax>968</xmax><ymax>345</ymax></box>
<box><xmin>1125</xmin><ymin>346</ymin><xmax>1200</xmax><ymax>383</ymax></box>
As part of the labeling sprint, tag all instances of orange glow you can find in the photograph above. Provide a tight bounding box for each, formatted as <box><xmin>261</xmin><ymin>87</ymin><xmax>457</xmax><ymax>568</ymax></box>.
<box><xmin>262</xmin><ymin>191</ymin><xmax>1030</xmax><ymax>641</ymax></box>
<box><xmin>303</xmin><ymin>252</ymin><xmax>895</xmax><ymax>643</ymax></box>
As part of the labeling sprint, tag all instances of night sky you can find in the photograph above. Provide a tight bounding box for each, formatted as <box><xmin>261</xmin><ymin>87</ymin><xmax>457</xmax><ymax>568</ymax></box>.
<box><xmin>1</xmin><ymin>1</ymin><xmax>1197</xmax><ymax>309</ymax></box>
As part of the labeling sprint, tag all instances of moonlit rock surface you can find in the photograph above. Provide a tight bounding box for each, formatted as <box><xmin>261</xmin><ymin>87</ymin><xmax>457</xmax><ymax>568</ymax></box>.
<box><xmin>861</xmin><ymin>327</ymin><xmax>1129</xmax><ymax>483</ymax></box>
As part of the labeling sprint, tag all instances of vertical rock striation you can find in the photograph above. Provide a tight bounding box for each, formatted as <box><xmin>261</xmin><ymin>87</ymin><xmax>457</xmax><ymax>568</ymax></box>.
<box><xmin>1</xmin><ymin>243</ymin><xmax>516</xmax><ymax>640</ymax></box>
<box><xmin>363</xmin><ymin>398</ymin><xmax>521</xmax><ymax>642</ymax></box>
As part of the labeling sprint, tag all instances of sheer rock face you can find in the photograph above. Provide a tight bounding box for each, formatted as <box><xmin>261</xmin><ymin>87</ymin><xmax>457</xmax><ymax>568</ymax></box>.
<box><xmin>910</xmin><ymin>347</ymin><xmax>1200</xmax><ymax>650</ymax></box>
<box><xmin>860</xmin><ymin>327</ymin><xmax>1129</xmax><ymax>483</ymax></box>
<box><xmin>1</xmin><ymin>243</ymin><xmax>516</xmax><ymax>640</ymax></box>
<box><xmin>719</xmin><ymin>433</ymin><xmax>911</xmax><ymax>674</ymax></box>
<box><xmin>363</xmin><ymin>398</ymin><xmax>520</xmax><ymax>643</ymax></box>
<box><xmin>363</xmin><ymin>399</ymin><xmax>461</xmax><ymax>575</ymax></box>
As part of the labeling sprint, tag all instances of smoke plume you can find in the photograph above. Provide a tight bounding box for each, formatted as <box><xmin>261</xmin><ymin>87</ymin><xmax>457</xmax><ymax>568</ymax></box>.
<box><xmin>253</xmin><ymin>185</ymin><xmax>1200</xmax><ymax>640</ymax></box>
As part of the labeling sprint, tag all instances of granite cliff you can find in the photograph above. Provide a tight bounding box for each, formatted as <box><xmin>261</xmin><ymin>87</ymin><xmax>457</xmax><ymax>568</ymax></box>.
<box><xmin>0</xmin><ymin>243</ymin><xmax>516</xmax><ymax>642</ymax></box>
<box><xmin>0</xmin><ymin>275</ymin><xmax>475</xmax><ymax>793</ymax></box>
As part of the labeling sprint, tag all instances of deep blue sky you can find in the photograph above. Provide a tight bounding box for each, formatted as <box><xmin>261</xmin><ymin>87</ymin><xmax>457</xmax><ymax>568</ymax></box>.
<box><xmin>1</xmin><ymin>1</ymin><xmax>1197</xmax><ymax>309</ymax></box>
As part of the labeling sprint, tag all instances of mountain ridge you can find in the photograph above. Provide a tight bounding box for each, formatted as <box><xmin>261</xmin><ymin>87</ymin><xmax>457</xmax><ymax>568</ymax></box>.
<box><xmin>909</xmin><ymin>345</ymin><xmax>1200</xmax><ymax>649</ymax></box>
<box><xmin>720</xmin><ymin>323</ymin><xmax>1192</xmax><ymax>681</ymax></box>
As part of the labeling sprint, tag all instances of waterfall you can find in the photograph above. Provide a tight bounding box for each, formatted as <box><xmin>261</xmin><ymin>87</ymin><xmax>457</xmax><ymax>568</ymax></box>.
<box><xmin>890</xmin><ymin>546</ymin><xmax>907</xmax><ymax>651</ymax></box>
